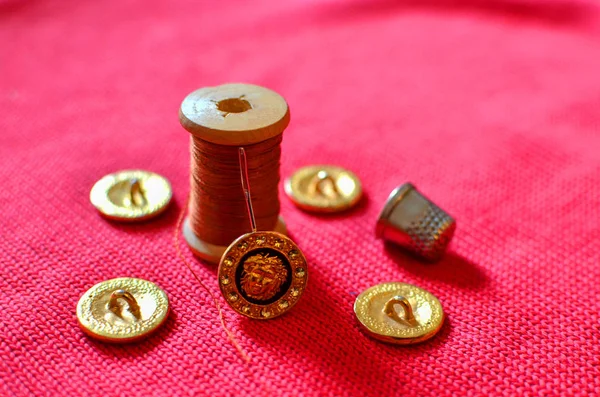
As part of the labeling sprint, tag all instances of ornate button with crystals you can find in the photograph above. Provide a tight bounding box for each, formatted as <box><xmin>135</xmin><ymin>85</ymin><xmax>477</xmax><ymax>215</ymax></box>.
<box><xmin>218</xmin><ymin>231</ymin><xmax>308</xmax><ymax>320</ymax></box>
<box><xmin>354</xmin><ymin>282</ymin><xmax>444</xmax><ymax>345</ymax></box>
<box><xmin>90</xmin><ymin>170</ymin><xmax>172</xmax><ymax>221</ymax></box>
<box><xmin>76</xmin><ymin>277</ymin><xmax>170</xmax><ymax>343</ymax></box>
<box><xmin>284</xmin><ymin>165</ymin><xmax>362</xmax><ymax>213</ymax></box>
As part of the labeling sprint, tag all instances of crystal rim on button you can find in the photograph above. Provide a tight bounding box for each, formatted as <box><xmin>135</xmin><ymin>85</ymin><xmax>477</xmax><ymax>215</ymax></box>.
<box><xmin>218</xmin><ymin>231</ymin><xmax>308</xmax><ymax>320</ymax></box>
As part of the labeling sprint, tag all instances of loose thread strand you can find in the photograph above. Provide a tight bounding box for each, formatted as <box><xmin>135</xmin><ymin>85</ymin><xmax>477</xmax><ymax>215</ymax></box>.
<box><xmin>173</xmin><ymin>195</ymin><xmax>251</xmax><ymax>364</ymax></box>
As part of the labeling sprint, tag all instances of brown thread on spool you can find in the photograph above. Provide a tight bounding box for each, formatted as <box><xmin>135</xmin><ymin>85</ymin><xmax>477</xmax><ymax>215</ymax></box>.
<box><xmin>189</xmin><ymin>135</ymin><xmax>282</xmax><ymax>246</ymax></box>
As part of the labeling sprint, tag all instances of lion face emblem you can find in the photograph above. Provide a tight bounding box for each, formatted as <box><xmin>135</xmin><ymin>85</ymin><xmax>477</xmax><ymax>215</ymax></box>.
<box><xmin>240</xmin><ymin>253</ymin><xmax>288</xmax><ymax>301</ymax></box>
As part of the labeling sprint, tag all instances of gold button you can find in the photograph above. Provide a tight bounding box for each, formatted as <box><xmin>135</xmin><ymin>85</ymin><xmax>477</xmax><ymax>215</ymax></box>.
<box><xmin>284</xmin><ymin>165</ymin><xmax>362</xmax><ymax>213</ymax></box>
<box><xmin>354</xmin><ymin>282</ymin><xmax>444</xmax><ymax>345</ymax></box>
<box><xmin>218</xmin><ymin>231</ymin><xmax>308</xmax><ymax>320</ymax></box>
<box><xmin>76</xmin><ymin>278</ymin><xmax>170</xmax><ymax>343</ymax></box>
<box><xmin>90</xmin><ymin>170</ymin><xmax>172</xmax><ymax>221</ymax></box>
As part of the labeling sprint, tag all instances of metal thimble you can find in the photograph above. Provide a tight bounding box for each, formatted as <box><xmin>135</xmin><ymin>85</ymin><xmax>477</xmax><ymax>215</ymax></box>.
<box><xmin>376</xmin><ymin>183</ymin><xmax>456</xmax><ymax>261</ymax></box>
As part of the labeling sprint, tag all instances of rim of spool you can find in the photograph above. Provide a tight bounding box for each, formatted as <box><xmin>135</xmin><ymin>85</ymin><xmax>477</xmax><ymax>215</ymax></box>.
<box><xmin>179</xmin><ymin>83</ymin><xmax>290</xmax><ymax>146</ymax></box>
<box><xmin>183</xmin><ymin>216</ymin><xmax>288</xmax><ymax>264</ymax></box>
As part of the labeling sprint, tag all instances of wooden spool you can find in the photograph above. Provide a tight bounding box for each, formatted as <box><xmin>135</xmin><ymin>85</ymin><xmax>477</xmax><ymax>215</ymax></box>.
<box><xmin>179</xmin><ymin>83</ymin><xmax>289</xmax><ymax>263</ymax></box>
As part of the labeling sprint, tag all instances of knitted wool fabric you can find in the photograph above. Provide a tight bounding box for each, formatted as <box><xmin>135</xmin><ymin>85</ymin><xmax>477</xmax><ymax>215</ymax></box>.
<box><xmin>1</xmin><ymin>0</ymin><xmax>599</xmax><ymax>395</ymax></box>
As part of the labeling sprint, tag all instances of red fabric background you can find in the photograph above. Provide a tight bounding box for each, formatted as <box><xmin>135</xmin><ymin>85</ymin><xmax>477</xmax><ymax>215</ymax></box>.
<box><xmin>1</xmin><ymin>0</ymin><xmax>600</xmax><ymax>395</ymax></box>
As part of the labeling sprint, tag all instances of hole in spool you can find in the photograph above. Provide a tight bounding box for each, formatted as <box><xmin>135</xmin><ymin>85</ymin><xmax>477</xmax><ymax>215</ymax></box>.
<box><xmin>216</xmin><ymin>98</ymin><xmax>252</xmax><ymax>113</ymax></box>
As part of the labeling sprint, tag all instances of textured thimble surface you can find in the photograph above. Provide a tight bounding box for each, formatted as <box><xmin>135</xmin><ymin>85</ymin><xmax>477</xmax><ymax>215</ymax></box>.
<box><xmin>376</xmin><ymin>183</ymin><xmax>456</xmax><ymax>261</ymax></box>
